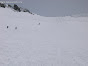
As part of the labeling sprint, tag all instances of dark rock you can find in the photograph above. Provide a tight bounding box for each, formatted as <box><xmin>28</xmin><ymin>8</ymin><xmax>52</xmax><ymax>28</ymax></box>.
<box><xmin>0</xmin><ymin>3</ymin><xmax>6</xmax><ymax>8</ymax></box>
<box><xmin>14</xmin><ymin>4</ymin><xmax>21</xmax><ymax>12</ymax></box>
<box><xmin>8</xmin><ymin>4</ymin><xmax>12</xmax><ymax>8</ymax></box>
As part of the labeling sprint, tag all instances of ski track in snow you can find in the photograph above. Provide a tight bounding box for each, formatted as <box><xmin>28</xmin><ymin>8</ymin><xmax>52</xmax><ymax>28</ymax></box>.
<box><xmin>0</xmin><ymin>8</ymin><xmax>88</xmax><ymax>66</ymax></box>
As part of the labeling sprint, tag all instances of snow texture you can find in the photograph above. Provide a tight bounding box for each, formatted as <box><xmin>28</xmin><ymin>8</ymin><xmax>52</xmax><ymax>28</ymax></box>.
<box><xmin>0</xmin><ymin>7</ymin><xmax>88</xmax><ymax>66</ymax></box>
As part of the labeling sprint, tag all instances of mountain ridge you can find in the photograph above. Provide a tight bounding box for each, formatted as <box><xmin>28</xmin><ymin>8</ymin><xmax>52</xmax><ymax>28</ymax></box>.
<box><xmin>0</xmin><ymin>3</ymin><xmax>33</xmax><ymax>15</ymax></box>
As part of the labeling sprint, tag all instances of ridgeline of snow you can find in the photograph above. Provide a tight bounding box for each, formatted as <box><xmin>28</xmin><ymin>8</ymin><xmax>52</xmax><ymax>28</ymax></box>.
<box><xmin>0</xmin><ymin>7</ymin><xmax>88</xmax><ymax>66</ymax></box>
<box><xmin>72</xmin><ymin>13</ymin><xmax>88</xmax><ymax>17</ymax></box>
<box><xmin>0</xmin><ymin>3</ymin><xmax>33</xmax><ymax>15</ymax></box>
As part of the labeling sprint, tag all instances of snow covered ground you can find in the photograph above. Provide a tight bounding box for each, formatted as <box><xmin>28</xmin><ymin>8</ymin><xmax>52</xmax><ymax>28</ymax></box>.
<box><xmin>0</xmin><ymin>7</ymin><xmax>88</xmax><ymax>66</ymax></box>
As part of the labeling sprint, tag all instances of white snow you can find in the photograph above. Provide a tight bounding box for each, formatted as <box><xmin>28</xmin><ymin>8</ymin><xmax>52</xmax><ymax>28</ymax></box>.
<box><xmin>0</xmin><ymin>7</ymin><xmax>88</xmax><ymax>66</ymax></box>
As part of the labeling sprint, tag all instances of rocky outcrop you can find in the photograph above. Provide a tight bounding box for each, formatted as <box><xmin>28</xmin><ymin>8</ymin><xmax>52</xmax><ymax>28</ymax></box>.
<box><xmin>0</xmin><ymin>3</ymin><xmax>33</xmax><ymax>14</ymax></box>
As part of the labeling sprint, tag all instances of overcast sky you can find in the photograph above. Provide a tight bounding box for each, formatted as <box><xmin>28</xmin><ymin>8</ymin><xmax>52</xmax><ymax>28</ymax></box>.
<box><xmin>7</xmin><ymin>0</ymin><xmax>88</xmax><ymax>17</ymax></box>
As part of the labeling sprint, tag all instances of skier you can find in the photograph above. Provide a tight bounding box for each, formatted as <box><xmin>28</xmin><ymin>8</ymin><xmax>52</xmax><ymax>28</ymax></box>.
<box><xmin>7</xmin><ymin>26</ymin><xmax>9</xmax><ymax>29</ymax></box>
<box><xmin>15</xmin><ymin>27</ymin><xmax>17</xmax><ymax>29</ymax></box>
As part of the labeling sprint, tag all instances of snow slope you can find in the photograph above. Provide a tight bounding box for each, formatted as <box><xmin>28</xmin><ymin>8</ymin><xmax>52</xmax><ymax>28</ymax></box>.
<box><xmin>0</xmin><ymin>7</ymin><xmax>88</xmax><ymax>66</ymax></box>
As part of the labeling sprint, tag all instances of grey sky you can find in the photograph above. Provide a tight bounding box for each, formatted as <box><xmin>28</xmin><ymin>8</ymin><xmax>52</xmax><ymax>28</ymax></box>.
<box><xmin>12</xmin><ymin>0</ymin><xmax>88</xmax><ymax>17</ymax></box>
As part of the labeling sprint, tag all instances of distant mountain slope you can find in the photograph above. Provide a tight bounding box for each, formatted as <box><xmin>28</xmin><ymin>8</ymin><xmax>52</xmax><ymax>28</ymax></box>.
<box><xmin>0</xmin><ymin>7</ymin><xmax>88</xmax><ymax>66</ymax></box>
<box><xmin>0</xmin><ymin>3</ymin><xmax>33</xmax><ymax>14</ymax></box>
<box><xmin>72</xmin><ymin>13</ymin><xmax>88</xmax><ymax>17</ymax></box>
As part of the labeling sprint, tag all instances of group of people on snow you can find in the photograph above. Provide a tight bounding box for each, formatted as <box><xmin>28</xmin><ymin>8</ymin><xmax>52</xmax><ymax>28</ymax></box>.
<box><xmin>7</xmin><ymin>26</ymin><xmax>17</xmax><ymax>30</ymax></box>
